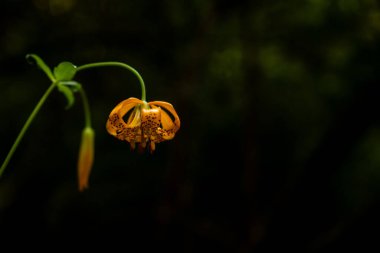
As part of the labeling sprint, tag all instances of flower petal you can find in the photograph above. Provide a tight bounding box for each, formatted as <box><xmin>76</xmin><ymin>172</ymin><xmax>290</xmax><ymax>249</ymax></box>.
<box><xmin>161</xmin><ymin>111</ymin><xmax>176</xmax><ymax>140</ymax></box>
<box><xmin>111</xmin><ymin>97</ymin><xmax>143</xmax><ymax>117</ymax></box>
<box><xmin>141</xmin><ymin>107</ymin><xmax>161</xmax><ymax>137</ymax></box>
<box><xmin>160</xmin><ymin>107</ymin><xmax>176</xmax><ymax>130</ymax></box>
<box><xmin>106</xmin><ymin>97</ymin><xmax>143</xmax><ymax>136</ymax></box>
<box><xmin>148</xmin><ymin>101</ymin><xmax>180</xmax><ymax>130</ymax></box>
<box><xmin>149</xmin><ymin>103</ymin><xmax>177</xmax><ymax>141</ymax></box>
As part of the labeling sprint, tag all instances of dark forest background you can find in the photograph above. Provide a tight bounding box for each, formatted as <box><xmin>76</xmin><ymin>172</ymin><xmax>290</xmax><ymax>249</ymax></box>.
<box><xmin>1</xmin><ymin>0</ymin><xmax>380</xmax><ymax>251</ymax></box>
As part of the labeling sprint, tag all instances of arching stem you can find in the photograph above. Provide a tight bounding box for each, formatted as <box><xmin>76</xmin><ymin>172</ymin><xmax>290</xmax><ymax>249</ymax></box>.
<box><xmin>76</xmin><ymin>62</ymin><xmax>146</xmax><ymax>101</ymax></box>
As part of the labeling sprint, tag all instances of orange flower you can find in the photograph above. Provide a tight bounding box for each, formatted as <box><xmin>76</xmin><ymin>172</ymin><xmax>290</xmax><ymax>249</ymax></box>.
<box><xmin>106</xmin><ymin>97</ymin><xmax>180</xmax><ymax>152</ymax></box>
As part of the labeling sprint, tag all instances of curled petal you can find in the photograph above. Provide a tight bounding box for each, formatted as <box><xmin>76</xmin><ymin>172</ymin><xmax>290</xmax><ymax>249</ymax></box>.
<box><xmin>160</xmin><ymin>112</ymin><xmax>176</xmax><ymax>140</ymax></box>
<box><xmin>149</xmin><ymin>101</ymin><xmax>180</xmax><ymax>130</ymax></box>
<box><xmin>150</xmin><ymin>106</ymin><xmax>176</xmax><ymax>140</ymax></box>
<box><xmin>111</xmin><ymin>97</ymin><xmax>144</xmax><ymax>116</ymax></box>
<box><xmin>106</xmin><ymin>97</ymin><xmax>143</xmax><ymax>137</ymax></box>
<box><xmin>160</xmin><ymin>108</ymin><xmax>176</xmax><ymax>131</ymax></box>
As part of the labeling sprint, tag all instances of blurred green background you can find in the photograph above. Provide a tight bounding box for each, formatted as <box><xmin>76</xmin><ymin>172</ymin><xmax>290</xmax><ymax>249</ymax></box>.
<box><xmin>1</xmin><ymin>0</ymin><xmax>380</xmax><ymax>251</ymax></box>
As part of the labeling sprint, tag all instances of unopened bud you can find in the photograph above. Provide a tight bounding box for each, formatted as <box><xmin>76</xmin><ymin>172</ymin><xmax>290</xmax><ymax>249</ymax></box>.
<box><xmin>77</xmin><ymin>127</ymin><xmax>95</xmax><ymax>191</ymax></box>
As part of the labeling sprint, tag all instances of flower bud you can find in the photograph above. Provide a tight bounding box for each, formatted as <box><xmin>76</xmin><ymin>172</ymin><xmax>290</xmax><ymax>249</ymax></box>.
<box><xmin>77</xmin><ymin>127</ymin><xmax>95</xmax><ymax>191</ymax></box>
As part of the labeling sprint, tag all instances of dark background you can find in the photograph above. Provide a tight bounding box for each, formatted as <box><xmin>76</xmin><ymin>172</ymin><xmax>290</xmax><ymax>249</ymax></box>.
<box><xmin>1</xmin><ymin>0</ymin><xmax>380</xmax><ymax>251</ymax></box>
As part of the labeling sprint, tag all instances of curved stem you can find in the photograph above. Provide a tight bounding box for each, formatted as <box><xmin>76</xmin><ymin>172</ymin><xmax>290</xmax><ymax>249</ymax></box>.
<box><xmin>0</xmin><ymin>82</ymin><xmax>57</xmax><ymax>177</ymax></box>
<box><xmin>79</xmin><ymin>87</ymin><xmax>92</xmax><ymax>128</ymax></box>
<box><xmin>76</xmin><ymin>62</ymin><xmax>146</xmax><ymax>101</ymax></box>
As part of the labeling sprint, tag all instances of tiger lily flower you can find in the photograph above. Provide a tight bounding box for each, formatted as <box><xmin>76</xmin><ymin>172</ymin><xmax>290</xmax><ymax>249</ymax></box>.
<box><xmin>106</xmin><ymin>97</ymin><xmax>180</xmax><ymax>152</ymax></box>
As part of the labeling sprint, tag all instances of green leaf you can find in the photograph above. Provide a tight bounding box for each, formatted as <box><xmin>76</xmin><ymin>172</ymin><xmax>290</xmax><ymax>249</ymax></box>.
<box><xmin>26</xmin><ymin>54</ymin><xmax>55</xmax><ymax>82</ymax></box>
<box><xmin>54</xmin><ymin>62</ymin><xmax>77</xmax><ymax>81</ymax></box>
<box><xmin>59</xmin><ymin>81</ymin><xmax>82</xmax><ymax>92</ymax></box>
<box><xmin>57</xmin><ymin>82</ymin><xmax>75</xmax><ymax>110</ymax></box>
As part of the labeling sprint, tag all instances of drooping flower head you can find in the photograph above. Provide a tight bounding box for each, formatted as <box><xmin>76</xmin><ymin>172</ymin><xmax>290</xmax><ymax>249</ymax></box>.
<box><xmin>106</xmin><ymin>97</ymin><xmax>180</xmax><ymax>152</ymax></box>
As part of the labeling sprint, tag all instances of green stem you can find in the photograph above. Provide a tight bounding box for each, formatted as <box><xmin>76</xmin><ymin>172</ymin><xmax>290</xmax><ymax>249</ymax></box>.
<box><xmin>0</xmin><ymin>82</ymin><xmax>57</xmax><ymax>177</ymax></box>
<box><xmin>76</xmin><ymin>62</ymin><xmax>146</xmax><ymax>101</ymax></box>
<box><xmin>79</xmin><ymin>88</ymin><xmax>92</xmax><ymax>128</ymax></box>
